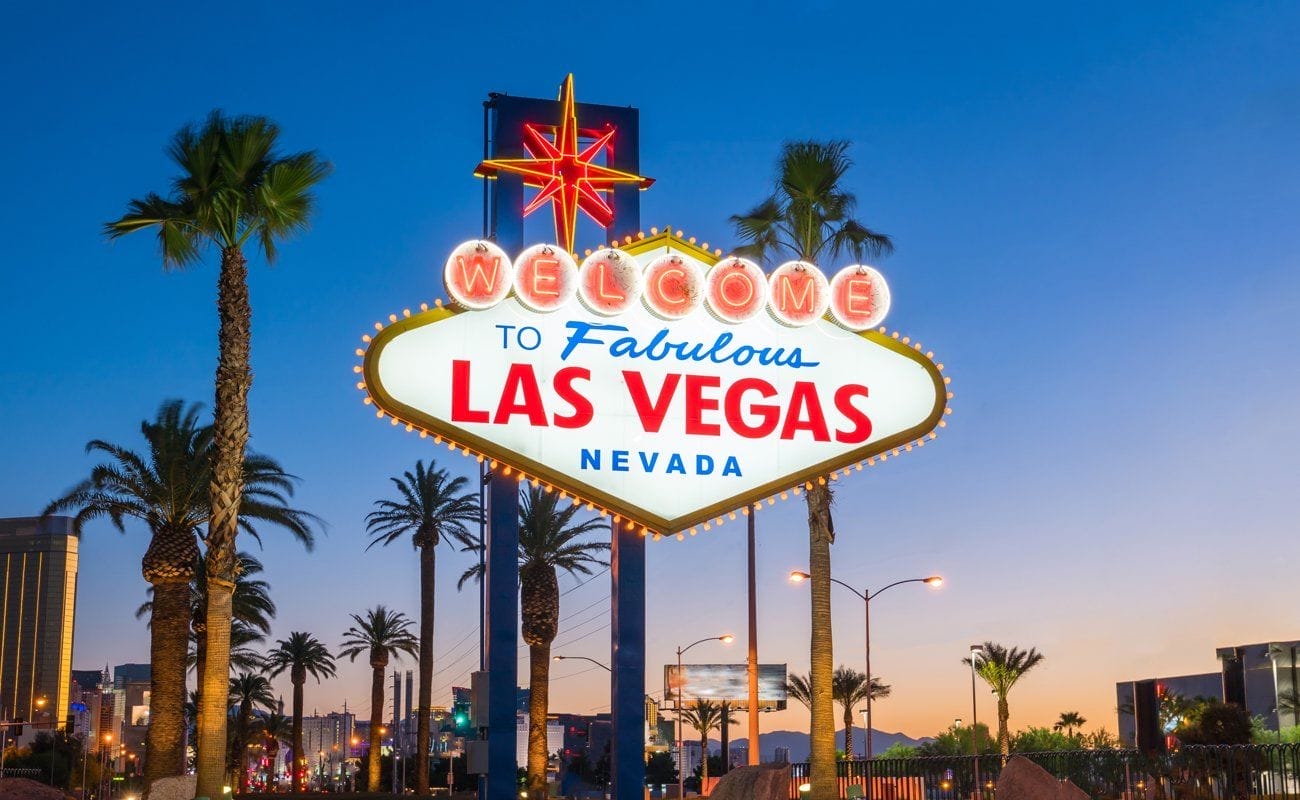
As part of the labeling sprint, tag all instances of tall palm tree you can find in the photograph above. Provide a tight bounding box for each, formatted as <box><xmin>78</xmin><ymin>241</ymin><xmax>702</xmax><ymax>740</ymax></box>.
<box><xmin>833</xmin><ymin>667</ymin><xmax>890</xmax><ymax>759</ymax></box>
<box><xmin>963</xmin><ymin>642</ymin><xmax>1046</xmax><ymax>757</ymax></box>
<box><xmin>266</xmin><ymin>632</ymin><xmax>337</xmax><ymax>793</ymax></box>
<box><xmin>1054</xmin><ymin>711</ymin><xmax>1087</xmax><ymax>740</ymax></box>
<box><xmin>459</xmin><ymin>486</ymin><xmax>608</xmax><ymax>799</ymax></box>
<box><xmin>188</xmin><ymin>552</ymin><xmax>278</xmax><ymax>695</ymax></box>
<box><xmin>732</xmin><ymin>140</ymin><xmax>891</xmax><ymax>800</ymax></box>
<box><xmin>366</xmin><ymin>461</ymin><xmax>478</xmax><ymax>793</ymax></box>
<box><xmin>45</xmin><ymin>400</ymin><xmax>313</xmax><ymax>792</ymax></box>
<box><xmin>260</xmin><ymin>712</ymin><xmax>292</xmax><ymax>789</ymax></box>
<box><xmin>677</xmin><ymin>698</ymin><xmax>737</xmax><ymax>790</ymax></box>
<box><xmin>107</xmin><ymin>111</ymin><xmax>329</xmax><ymax>799</ymax></box>
<box><xmin>338</xmin><ymin>606</ymin><xmax>419</xmax><ymax>792</ymax></box>
<box><xmin>229</xmin><ymin>673</ymin><xmax>275</xmax><ymax>792</ymax></box>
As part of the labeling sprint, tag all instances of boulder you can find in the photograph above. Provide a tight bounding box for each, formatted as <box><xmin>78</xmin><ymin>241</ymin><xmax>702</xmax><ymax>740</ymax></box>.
<box><xmin>147</xmin><ymin>774</ymin><xmax>196</xmax><ymax>800</ymax></box>
<box><xmin>0</xmin><ymin>777</ymin><xmax>70</xmax><ymax>800</ymax></box>
<box><xmin>709</xmin><ymin>763</ymin><xmax>791</xmax><ymax>800</ymax></box>
<box><xmin>996</xmin><ymin>756</ymin><xmax>1092</xmax><ymax>800</ymax></box>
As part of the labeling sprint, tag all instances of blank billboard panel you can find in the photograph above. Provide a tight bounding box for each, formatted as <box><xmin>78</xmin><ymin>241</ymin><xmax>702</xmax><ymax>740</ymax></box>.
<box><xmin>664</xmin><ymin>664</ymin><xmax>787</xmax><ymax>710</ymax></box>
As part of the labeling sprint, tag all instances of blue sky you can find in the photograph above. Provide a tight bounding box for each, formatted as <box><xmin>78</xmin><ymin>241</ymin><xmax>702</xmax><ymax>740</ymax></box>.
<box><xmin>2</xmin><ymin>1</ymin><xmax>1298</xmax><ymax>738</ymax></box>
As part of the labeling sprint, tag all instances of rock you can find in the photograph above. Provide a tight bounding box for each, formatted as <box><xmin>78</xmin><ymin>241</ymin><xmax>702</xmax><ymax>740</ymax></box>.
<box><xmin>0</xmin><ymin>777</ymin><xmax>70</xmax><ymax>800</ymax></box>
<box><xmin>996</xmin><ymin>756</ymin><xmax>1092</xmax><ymax>800</ymax></box>
<box><xmin>147</xmin><ymin>774</ymin><xmax>196</xmax><ymax>800</ymax></box>
<box><xmin>709</xmin><ymin>763</ymin><xmax>791</xmax><ymax>800</ymax></box>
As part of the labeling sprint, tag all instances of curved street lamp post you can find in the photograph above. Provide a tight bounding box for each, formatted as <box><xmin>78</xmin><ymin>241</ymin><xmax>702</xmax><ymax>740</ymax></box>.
<box><xmin>672</xmin><ymin>635</ymin><xmax>733</xmax><ymax>800</ymax></box>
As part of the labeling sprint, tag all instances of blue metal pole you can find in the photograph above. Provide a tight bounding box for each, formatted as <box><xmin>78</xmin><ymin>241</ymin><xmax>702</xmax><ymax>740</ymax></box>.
<box><xmin>610</xmin><ymin>519</ymin><xmax>646</xmax><ymax>800</ymax></box>
<box><xmin>485</xmin><ymin>473</ymin><xmax>519</xmax><ymax>799</ymax></box>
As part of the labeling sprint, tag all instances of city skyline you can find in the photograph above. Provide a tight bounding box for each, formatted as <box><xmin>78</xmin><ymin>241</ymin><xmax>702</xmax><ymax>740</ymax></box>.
<box><xmin>3</xmin><ymin>0</ymin><xmax>1298</xmax><ymax>750</ymax></box>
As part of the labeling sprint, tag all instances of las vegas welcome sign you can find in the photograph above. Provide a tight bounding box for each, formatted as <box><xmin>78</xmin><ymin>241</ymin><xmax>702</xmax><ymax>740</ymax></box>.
<box><xmin>358</xmin><ymin>230</ymin><xmax>950</xmax><ymax>538</ymax></box>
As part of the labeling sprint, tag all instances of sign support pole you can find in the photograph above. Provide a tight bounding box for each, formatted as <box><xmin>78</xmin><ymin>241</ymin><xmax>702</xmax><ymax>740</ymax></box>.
<box><xmin>484</xmin><ymin>472</ymin><xmax>519</xmax><ymax>799</ymax></box>
<box><xmin>610</xmin><ymin>518</ymin><xmax>646</xmax><ymax>800</ymax></box>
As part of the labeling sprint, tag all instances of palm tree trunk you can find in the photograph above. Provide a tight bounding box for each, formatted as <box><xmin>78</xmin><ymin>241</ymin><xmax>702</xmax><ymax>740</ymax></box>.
<box><xmin>144</xmin><ymin>579</ymin><xmax>190</xmax><ymax>796</ymax></box>
<box><xmin>368</xmin><ymin>665</ymin><xmax>385</xmax><ymax>791</ymax></box>
<box><xmin>843</xmin><ymin>706</ymin><xmax>854</xmax><ymax>761</ymax></box>
<box><xmin>416</xmin><ymin>543</ymin><xmax>435</xmax><ymax>794</ymax></box>
<box><xmin>997</xmin><ymin>696</ymin><xmax>1011</xmax><ymax>760</ymax></box>
<box><xmin>292</xmin><ymin>679</ymin><xmax>305</xmax><ymax>793</ymax></box>
<box><xmin>807</xmin><ymin>484</ymin><xmax>836</xmax><ymax>800</ymax></box>
<box><xmin>196</xmin><ymin>578</ymin><xmax>236</xmax><ymax>799</ymax></box>
<box><xmin>700</xmin><ymin>731</ymin><xmax>709</xmax><ymax>790</ymax></box>
<box><xmin>238</xmin><ymin>703</ymin><xmax>253</xmax><ymax>793</ymax></box>
<box><xmin>197</xmin><ymin>245</ymin><xmax>253</xmax><ymax>799</ymax></box>
<box><xmin>527</xmin><ymin>641</ymin><xmax>551</xmax><ymax>799</ymax></box>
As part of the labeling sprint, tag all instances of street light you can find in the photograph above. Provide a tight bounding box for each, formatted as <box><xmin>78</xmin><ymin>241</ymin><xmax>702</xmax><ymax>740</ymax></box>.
<box><xmin>552</xmin><ymin>655</ymin><xmax>612</xmax><ymax>672</ymax></box>
<box><xmin>969</xmin><ymin>645</ymin><xmax>983</xmax><ymax>800</ymax></box>
<box><xmin>788</xmin><ymin>570</ymin><xmax>942</xmax><ymax>761</ymax></box>
<box><xmin>675</xmin><ymin>635</ymin><xmax>734</xmax><ymax>800</ymax></box>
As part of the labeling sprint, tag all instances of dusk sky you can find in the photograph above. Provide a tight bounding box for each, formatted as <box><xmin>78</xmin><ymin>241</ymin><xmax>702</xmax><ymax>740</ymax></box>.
<box><xmin>3</xmin><ymin>1</ymin><xmax>1298</xmax><ymax>745</ymax></box>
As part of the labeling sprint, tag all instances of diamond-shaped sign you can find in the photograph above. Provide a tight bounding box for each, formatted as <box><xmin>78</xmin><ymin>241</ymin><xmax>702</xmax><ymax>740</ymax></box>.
<box><xmin>361</xmin><ymin>235</ymin><xmax>947</xmax><ymax>536</ymax></box>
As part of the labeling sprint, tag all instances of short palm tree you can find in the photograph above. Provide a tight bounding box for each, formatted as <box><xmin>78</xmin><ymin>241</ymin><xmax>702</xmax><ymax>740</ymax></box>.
<box><xmin>963</xmin><ymin>642</ymin><xmax>1046</xmax><ymax>757</ymax></box>
<box><xmin>732</xmin><ymin>140</ymin><xmax>891</xmax><ymax>800</ymax></box>
<box><xmin>229</xmin><ymin>673</ymin><xmax>275</xmax><ymax>791</ymax></box>
<box><xmin>266</xmin><ymin>632</ymin><xmax>337</xmax><ymax>793</ymax></box>
<box><xmin>787</xmin><ymin>674</ymin><xmax>813</xmax><ymax>710</ymax></box>
<box><xmin>261</xmin><ymin>712</ymin><xmax>291</xmax><ymax>789</ymax></box>
<box><xmin>366</xmin><ymin>460</ymin><xmax>478</xmax><ymax>794</ymax></box>
<box><xmin>833</xmin><ymin>666</ymin><xmax>890</xmax><ymax>759</ymax></box>
<box><xmin>459</xmin><ymin>485</ymin><xmax>608</xmax><ymax>799</ymax></box>
<box><xmin>1054</xmin><ymin>711</ymin><xmax>1087</xmax><ymax>740</ymax></box>
<box><xmin>338</xmin><ymin>606</ymin><xmax>419</xmax><ymax>792</ymax></box>
<box><xmin>45</xmin><ymin>400</ymin><xmax>311</xmax><ymax>790</ymax></box>
<box><xmin>107</xmin><ymin>111</ymin><xmax>329</xmax><ymax>799</ymax></box>
<box><xmin>677</xmin><ymin>698</ymin><xmax>737</xmax><ymax>789</ymax></box>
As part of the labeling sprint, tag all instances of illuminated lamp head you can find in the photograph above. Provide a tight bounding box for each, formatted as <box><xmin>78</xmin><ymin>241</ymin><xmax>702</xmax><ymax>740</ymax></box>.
<box><xmin>444</xmin><ymin>240</ymin><xmax>514</xmax><ymax>310</ymax></box>
<box><xmin>828</xmin><ymin>264</ymin><xmax>891</xmax><ymax>331</ymax></box>
<box><xmin>768</xmin><ymin>261</ymin><xmax>829</xmax><ymax>326</ymax></box>
<box><xmin>642</xmin><ymin>253</ymin><xmax>704</xmax><ymax>320</ymax></box>
<box><xmin>577</xmin><ymin>248</ymin><xmax>642</xmax><ymax>315</ymax></box>
<box><xmin>513</xmin><ymin>244</ymin><xmax>577</xmax><ymax>312</ymax></box>
<box><xmin>705</xmin><ymin>256</ymin><xmax>767</xmax><ymax>323</ymax></box>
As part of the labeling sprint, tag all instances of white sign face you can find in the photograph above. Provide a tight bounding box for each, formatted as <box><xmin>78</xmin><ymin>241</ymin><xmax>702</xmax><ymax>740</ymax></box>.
<box><xmin>363</xmin><ymin>235</ymin><xmax>946</xmax><ymax>535</ymax></box>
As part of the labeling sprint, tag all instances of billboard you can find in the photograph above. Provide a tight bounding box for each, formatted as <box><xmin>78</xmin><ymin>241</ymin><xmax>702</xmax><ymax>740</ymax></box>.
<box><xmin>663</xmin><ymin>663</ymin><xmax>788</xmax><ymax>711</ymax></box>
<box><xmin>359</xmin><ymin>233</ymin><xmax>949</xmax><ymax>536</ymax></box>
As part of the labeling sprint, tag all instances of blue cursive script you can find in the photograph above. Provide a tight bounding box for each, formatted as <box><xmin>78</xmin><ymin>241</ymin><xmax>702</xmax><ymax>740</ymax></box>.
<box><xmin>559</xmin><ymin>321</ymin><xmax>820</xmax><ymax>369</ymax></box>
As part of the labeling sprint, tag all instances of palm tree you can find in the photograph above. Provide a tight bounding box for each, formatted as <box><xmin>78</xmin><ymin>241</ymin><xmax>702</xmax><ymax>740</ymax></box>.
<box><xmin>188</xmin><ymin>552</ymin><xmax>278</xmax><ymax>695</ymax></box>
<box><xmin>833</xmin><ymin>667</ymin><xmax>891</xmax><ymax>759</ymax></box>
<box><xmin>459</xmin><ymin>485</ymin><xmax>608</xmax><ymax>799</ymax></box>
<box><xmin>338</xmin><ymin>607</ymin><xmax>419</xmax><ymax>792</ymax></box>
<box><xmin>45</xmin><ymin>400</ymin><xmax>313</xmax><ymax>791</ymax></box>
<box><xmin>731</xmin><ymin>140</ymin><xmax>891</xmax><ymax>800</ymax></box>
<box><xmin>677</xmin><ymin>699</ymin><xmax>737</xmax><ymax>790</ymax></box>
<box><xmin>107</xmin><ymin>111</ymin><xmax>329</xmax><ymax>799</ymax></box>
<box><xmin>229</xmin><ymin>673</ymin><xmax>275</xmax><ymax>792</ymax></box>
<box><xmin>366</xmin><ymin>461</ymin><xmax>479</xmax><ymax>794</ymax></box>
<box><xmin>1279</xmin><ymin>690</ymin><xmax>1300</xmax><ymax>724</ymax></box>
<box><xmin>260</xmin><ymin>712</ymin><xmax>292</xmax><ymax>789</ymax></box>
<box><xmin>266</xmin><ymin>633</ymin><xmax>337</xmax><ymax>793</ymax></box>
<box><xmin>1054</xmin><ymin>711</ymin><xmax>1087</xmax><ymax>740</ymax></box>
<box><xmin>963</xmin><ymin>642</ymin><xmax>1046</xmax><ymax>757</ymax></box>
<box><xmin>787</xmin><ymin>674</ymin><xmax>813</xmax><ymax>710</ymax></box>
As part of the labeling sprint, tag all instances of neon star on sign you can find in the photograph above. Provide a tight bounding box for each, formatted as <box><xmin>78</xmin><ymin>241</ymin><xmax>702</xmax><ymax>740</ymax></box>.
<box><xmin>473</xmin><ymin>74</ymin><xmax>653</xmax><ymax>254</ymax></box>
<box><xmin>358</xmin><ymin>231</ymin><xmax>952</xmax><ymax>539</ymax></box>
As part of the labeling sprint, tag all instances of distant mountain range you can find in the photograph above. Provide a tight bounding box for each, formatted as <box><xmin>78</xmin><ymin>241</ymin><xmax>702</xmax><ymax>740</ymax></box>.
<box><xmin>716</xmin><ymin>729</ymin><xmax>929</xmax><ymax>762</ymax></box>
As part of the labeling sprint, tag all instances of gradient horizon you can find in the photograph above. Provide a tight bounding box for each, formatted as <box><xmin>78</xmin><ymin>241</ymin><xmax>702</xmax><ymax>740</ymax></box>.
<box><xmin>2</xmin><ymin>1</ymin><xmax>1298</xmax><ymax>744</ymax></box>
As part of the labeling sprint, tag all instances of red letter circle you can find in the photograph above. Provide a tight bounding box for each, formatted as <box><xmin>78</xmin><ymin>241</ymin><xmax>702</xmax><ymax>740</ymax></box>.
<box><xmin>705</xmin><ymin>257</ymin><xmax>767</xmax><ymax>324</ymax></box>
<box><xmin>642</xmin><ymin>254</ymin><xmax>704</xmax><ymax>320</ymax></box>
<box><xmin>513</xmin><ymin>244</ymin><xmax>577</xmax><ymax>312</ymax></box>
<box><xmin>578</xmin><ymin>249</ymin><xmax>642</xmax><ymax>315</ymax></box>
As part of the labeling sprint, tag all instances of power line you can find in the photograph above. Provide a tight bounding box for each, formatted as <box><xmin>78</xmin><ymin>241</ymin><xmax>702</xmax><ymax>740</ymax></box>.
<box><xmin>560</xmin><ymin>567</ymin><xmax>608</xmax><ymax>597</ymax></box>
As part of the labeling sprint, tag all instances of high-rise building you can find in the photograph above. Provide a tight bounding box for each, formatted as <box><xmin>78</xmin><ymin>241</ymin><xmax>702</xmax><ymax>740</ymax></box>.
<box><xmin>0</xmin><ymin>516</ymin><xmax>79</xmax><ymax>725</ymax></box>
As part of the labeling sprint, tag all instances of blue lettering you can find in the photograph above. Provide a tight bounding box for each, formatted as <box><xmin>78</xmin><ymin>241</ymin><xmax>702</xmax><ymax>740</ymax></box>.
<box><xmin>666</xmin><ymin>454</ymin><xmax>686</xmax><ymax>474</ymax></box>
<box><xmin>639</xmin><ymin>451</ymin><xmax>659</xmax><ymax>471</ymax></box>
<box><xmin>696</xmin><ymin>454</ymin><xmax>714</xmax><ymax>475</ymax></box>
<box><xmin>722</xmin><ymin>456</ymin><xmax>742</xmax><ymax>477</ymax></box>
<box><xmin>580</xmin><ymin>449</ymin><xmax>601</xmax><ymax>470</ymax></box>
<box><xmin>612</xmin><ymin>450</ymin><xmax>629</xmax><ymax>472</ymax></box>
<box><xmin>560</xmin><ymin>321</ymin><xmax>818</xmax><ymax>370</ymax></box>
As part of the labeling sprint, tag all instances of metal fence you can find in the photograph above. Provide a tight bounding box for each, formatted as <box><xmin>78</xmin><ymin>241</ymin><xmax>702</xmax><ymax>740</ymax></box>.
<box><xmin>788</xmin><ymin>744</ymin><xmax>1300</xmax><ymax>800</ymax></box>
